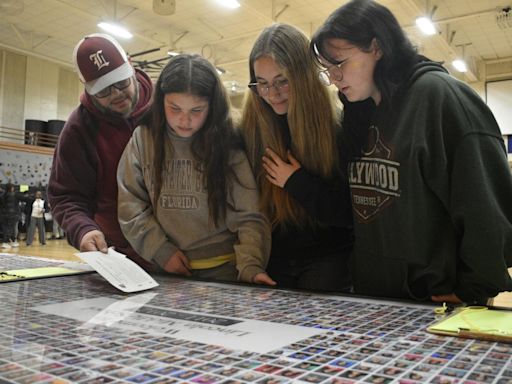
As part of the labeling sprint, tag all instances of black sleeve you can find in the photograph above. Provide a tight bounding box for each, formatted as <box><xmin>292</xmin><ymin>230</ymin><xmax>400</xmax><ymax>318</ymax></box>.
<box><xmin>283</xmin><ymin>168</ymin><xmax>353</xmax><ymax>228</ymax></box>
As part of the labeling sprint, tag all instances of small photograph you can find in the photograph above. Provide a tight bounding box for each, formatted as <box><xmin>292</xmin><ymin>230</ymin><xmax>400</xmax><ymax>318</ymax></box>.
<box><xmin>255</xmin><ymin>364</ymin><xmax>282</xmax><ymax>374</ymax></box>
<box><xmin>0</xmin><ymin>362</ymin><xmax>23</xmax><ymax>373</ymax></box>
<box><xmin>332</xmin><ymin>359</ymin><xmax>357</xmax><ymax>369</ymax></box>
<box><xmin>196</xmin><ymin>363</ymin><xmax>222</xmax><ymax>372</ymax></box>
<box><xmin>404</xmin><ymin>370</ymin><xmax>428</xmax><ymax>381</ymax></box>
<box><xmin>379</xmin><ymin>366</ymin><xmax>405</xmax><ymax>377</ymax></box>
<box><xmin>402</xmin><ymin>354</ymin><xmax>423</xmax><ymax>362</ymax></box>
<box><xmin>365</xmin><ymin>356</ymin><xmax>391</xmax><ymax>366</ymax></box>
<box><xmin>324</xmin><ymin>350</ymin><xmax>345</xmax><ymax>358</ymax></box>
<box><xmin>231</xmin><ymin>351</ymin><xmax>253</xmax><ymax>359</ymax></box>
<box><xmin>215</xmin><ymin>367</ymin><xmax>241</xmax><ymax>377</ymax></box>
<box><xmin>293</xmin><ymin>361</ymin><xmax>320</xmax><ymax>371</ymax></box>
<box><xmin>215</xmin><ymin>356</ymin><xmax>242</xmax><ymax>365</ymax></box>
<box><xmin>357</xmin><ymin>348</ymin><xmax>379</xmax><ymax>355</ymax></box>
<box><xmin>277</xmin><ymin>368</ymin><xmax>303</xmax><ymax>379</ymax></box>
<box><xmin>352</xmin><ymin>363</ymin><xmax>380</xmax><ymax>373</ymax></box>
<box><xmin>440</xmin><ymin>368</ymin><xmax>468</xmax><ymax>379</ymax></box>
<box><xmin>272</xmin><ymin>358</ymin><xmax>294</xmax><ymax>367</ymax></box>
<box><xmin>147</xmin><ymin>378</ymin><xmax>181</xmax><ymax>384</ymax></box>
<box><xmin>109</xmin><ymin>368</ymin><xmax>142</xmax><ymax>379</ymax></box>
<box><xmin>365</xmin><ymin>374</ymin><xmax>393</xmax><ymax>383</ymax></box>
<box><xmin>299</xmin><ymin>372</ymin><xmax>329</xmax><ymax>383</ymax></box>
<box><xmin>16</xmin><ymin>357</ymin><xmax>43</xmax><ymax>369</ymax></box>
<box><xmin>192</xmin><ymin>373</ymin><xmax>223</xmax><ymax>383</ymax></box>
<box><xmin>424</xmin><ymin>357</ymin><xmax>448</xmax><ymax>366</ymax></box>
<box><xmin>200</xmin><ymin>353</ymin><xmax>220</xmax><ymax>362</ymax></box>
<box><xmin>491</xmin><ymin>346</ymin><xmax>512</xmax><ymax>355</ymax></box>
<box><xmin>234</xmin><ymin>360</ymin><xmax>261</xmax><ymax>370</ymax></box>
<box><xmin>171</xmin><ymin>369</ymin><xmax>202</xmax><ymax>380</ymax></box>
<box><xmin>326</xmin><ymin>377</ymin><xmax>359</xmax><ymax>383</ymax></box>
<box><xmin>467</xmin><ymin>371</ymin><xmax>497</xmax><ymax>383</ymax></box>
<box><xmin>117</xmin><ymin>357</ymin><xmax>144</xmax><ymax>367</ymax></box>
<box><xmin>303</xmin><ymin>347</ymin><xmax>326</xmax><ymax>354</ymax></box>
<box><xmin>288</xmin><ymin>351</ymin><xmax>313</xmax><ymax>360</ymax></box>
<box><xmin>408</xmin><ymin>348</ymin><xmax>431</xmax><ymax>357</ymax></box>
<box><xmin>183</xmin><ymin>350</ymin><xmax>205</xmax><ymax>358</ymax></box>
<box><xmin>153</xmin><ymin>365</ymin><xmax>182</xmax><ymax>376</ymax></box>
<box><xmin>256</xmin><ymin>377</ymin><xmax>287</xmax><ymax>384</ymax></box>
<box><xmin>14</xmin><ymin>372</ymin><xmax>52</xmax><ymax>384</ymax></box>
<box><xmin>49</xmin><ymin>365</ymin><xmax>80</xmax><ymax>377</ymax></box>
<box><xmin>62</xmin><ymin>369</ymin><xmax>97</xmax><ymax>382</ymax></box>
<box><xmin>256</xmin><ymin>354</ymin><xmax>277</xmax><ymax>363</ymax></box>
<box><xmin>158</xmin><ymin>355</ymin><xmax>186</xmax><ymax>365</ymax></box>
<box><xmin>391</xmin><ymin>360</ymin><xmax>413</xmax><ymax>370</ymax></box>
<box><xmin>448</xmin><ymin>360</ymin><xmax>472</xmax><ymax>371</ymax></box>
<box><xmin>316</xmin><ymin>365</ymin><xmax>343</xmax><ymax>375</ymax></box>
<box><xmin>178</xmin><ymin>359</ymin><xmax>202</xmax><ymax>368</ymax></box>
<box><xmin>489</xmin><ymin>352</ymin><xmax>510</xmax><ymax>361</ymax></box>
<box><xmin>80</xmin><ymin>376</ymin><xmax>116</xmax><ymax>384</ymax></box>
<box><xmin>234</xmin><ymin>370</ymin><xmax>264</xmax><ymax>382</ymax></box>
<box><xmin>413</xmin><ymin>364</ymin><xmax>437</xmax><ymax>374</ymax></box>
<box><xmin>96</xmin><ymin>363</ymin><xmax>123</xmax><ymax>373</ymax></box>
<box><xmin>339</xmin><ymin>369</ymin><xmax>368</xmax><ymax>380</ymax></box>
<box><xmin>133</xmin><ymin>360</ymin><xmax>164</xmax><ymax>371</ymax></box>
<box><xmin>376</xmin><ymin>351</ymin><xmax>399</xmax><ymax>359</ymax></box>
<box><xmin>431</xmin><ymin>351</ymin><xmax>455</xmax><ymax>360</ymax></box>
<box><xmin>1</xmin><ymin>367</ymin><xmax>34</xmax><ymax>381</ymax></box>
<box><xmin>429</xmin><ymin>375</ymin><xmax>461</xmax><ymax>384</ymax></box>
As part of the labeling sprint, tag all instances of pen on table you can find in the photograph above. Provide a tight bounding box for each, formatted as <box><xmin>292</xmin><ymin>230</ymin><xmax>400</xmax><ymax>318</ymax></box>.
<box><xmin>457</xmin><ymin>327</ymin><xmax>512</xmax><ymax>343</ymax></box>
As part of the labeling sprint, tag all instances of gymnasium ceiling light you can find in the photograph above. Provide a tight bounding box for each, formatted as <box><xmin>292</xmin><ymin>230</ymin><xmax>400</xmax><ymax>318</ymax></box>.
<box><xmin>452</xmin><ymin>59</ymin><xmax>467</xmax><ymax>72</ymax></box>
<box><xmin>416</xmin><ymin>16</ymin><xmax>436</xmax><ymax>35</ymax></box>
<box><xmin>97</xmin><ymin>21</ymin><xmax>133</xmax><ymax>39</ymax></box>
<box><xmin>215</xmin><ymin>0</ymin><xmax>241</xmax><ymax>9</ymax></box>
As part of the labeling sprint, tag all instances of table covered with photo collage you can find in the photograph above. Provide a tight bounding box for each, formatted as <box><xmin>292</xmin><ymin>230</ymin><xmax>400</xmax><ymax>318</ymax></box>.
<box><xmin>0</xmin><ymin>254</ymin><xmax>511</xmax><ymax>384</ymax></box>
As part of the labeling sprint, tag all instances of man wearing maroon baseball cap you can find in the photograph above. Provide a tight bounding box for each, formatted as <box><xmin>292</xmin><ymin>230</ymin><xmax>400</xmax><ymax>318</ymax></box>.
<box><xmin>48</xmin><ymin>33</ymin><xmax>154</xmax><ymax>269</ymax></box>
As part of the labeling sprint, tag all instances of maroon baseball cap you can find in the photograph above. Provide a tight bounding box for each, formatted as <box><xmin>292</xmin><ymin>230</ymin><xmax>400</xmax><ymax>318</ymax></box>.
<box><xmin>73</xmin><ymin>33</ymin><xmax>134</xmax><ymax>95</ymax></box>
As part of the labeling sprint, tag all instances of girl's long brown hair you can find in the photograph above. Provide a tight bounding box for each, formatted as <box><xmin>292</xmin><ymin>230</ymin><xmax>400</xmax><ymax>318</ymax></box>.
<box><xmin>241</xmin><ymin>23</ymin><xmax>338</xmax><ymax>228</ymax></box>
<box><xmin>149</xmin><ymin>54</ymin><xmax>236</xmax><ymax>226</ymax></box>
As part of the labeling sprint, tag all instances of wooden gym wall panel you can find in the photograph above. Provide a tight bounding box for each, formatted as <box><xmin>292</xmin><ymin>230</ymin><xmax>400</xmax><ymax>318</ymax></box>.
<box><xmin>57</xmin><ymin>67</ymin><xmax>80</xmax><ymax>121</ymax></box>
<box><xmin>25</xmin><ymin>57</ymin><xmax>58</xmax><ymax>122</ymax></box>
<box><xmin>1</xmin><ymin>51</ymin><xmax>26</xmax><ymax>130</ymax></box>
<box><xmin>0</xmin><ymin>50</ymin><xmax>4</xmax><ymax>127</ymax></box>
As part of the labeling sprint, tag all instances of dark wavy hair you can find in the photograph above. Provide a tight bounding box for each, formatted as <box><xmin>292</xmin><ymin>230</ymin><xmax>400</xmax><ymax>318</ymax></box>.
<box><xmin>149</xmin><ymin>54</ymin><xmax>235</xmax><ymax>226</ymax></box>
<box><xmin>311</xmin><ymin>0</ymin><xmax>419</xmax><ymax>103</ymax></box>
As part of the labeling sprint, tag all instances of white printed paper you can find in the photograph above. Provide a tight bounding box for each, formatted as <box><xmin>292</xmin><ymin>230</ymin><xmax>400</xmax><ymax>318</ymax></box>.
<box><xmin>76</xmin><ymin>248</ymin><xmax>158</xmax><ymax>293</ymax></box>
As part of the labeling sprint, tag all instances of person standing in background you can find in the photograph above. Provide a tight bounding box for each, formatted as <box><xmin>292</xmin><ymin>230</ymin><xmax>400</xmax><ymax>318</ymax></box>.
<box><xmin>47</xmin><ymin>33</ymin><xmax>153</xmax><ymax>268</ymax></box>
<box><xmin>0</xmin><ymin>184</ymin><xmax>22</xmax><ymax>249</ymax></box>
<box><xmin>311</xmin><ymin>0</ymin><xmax>512</xmax><ymax>304</ymax></box>
<box><xmin>240</xmin><ymin>24</ymin><xmax>353</xmax><ymax>291</ymax></box>
<box><xmin>26</xmin><ymin>190</ymin><xmax>48</xmax><ymax>246</ymax></box>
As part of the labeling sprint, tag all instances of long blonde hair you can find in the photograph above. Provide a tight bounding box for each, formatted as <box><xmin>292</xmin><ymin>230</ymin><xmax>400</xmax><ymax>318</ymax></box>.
<box><xmin>241</xmin><ymin>23</ymin><xmax>338</xmax><ymax>228</ymax></box>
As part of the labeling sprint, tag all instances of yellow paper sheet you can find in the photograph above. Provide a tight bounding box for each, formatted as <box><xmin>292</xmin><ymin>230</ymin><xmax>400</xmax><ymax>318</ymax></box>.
<box><xmin>0</xmin><ymin>267</ymin><xmax>85</xmax><ymax>282</ymax></box>
<box><xmin>427</xmin><ymin>307</ymin><xmax>512</xmax><ymax>343</ymax></box>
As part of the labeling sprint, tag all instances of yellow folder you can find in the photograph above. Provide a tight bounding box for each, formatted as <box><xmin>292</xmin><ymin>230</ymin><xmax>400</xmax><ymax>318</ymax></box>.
<box><xmin>0</xmin><ymin>267</ymin><xmax>90</xmax><ymax>282</ymax></box>
<box><xmin>427</xmin><ymin>306</ymin><xmax>512</xmax><ymax>343</ymax></box>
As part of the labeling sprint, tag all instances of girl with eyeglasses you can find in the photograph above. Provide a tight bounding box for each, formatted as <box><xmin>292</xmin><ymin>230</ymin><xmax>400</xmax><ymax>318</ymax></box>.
<box><xmin>240</xmin><ymin>23</ymin><xmax>354</xmax><ymax>292</ymax></box>
<box><xmin>117</xmin><ymin>54</ymin><xmax>273</xmax><ymax>285</ymax></box>
<box><xmin>311</xmin><ymin>0</ymin><xmax>512</xmax><ymax>304</ymax></box>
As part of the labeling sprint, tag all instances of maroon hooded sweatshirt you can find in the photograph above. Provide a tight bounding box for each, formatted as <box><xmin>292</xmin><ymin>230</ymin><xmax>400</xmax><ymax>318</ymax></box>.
<box><xmin>48</xmin><ymin>69</ymin><xmax>153</xmax><ymax>268</ymax></box>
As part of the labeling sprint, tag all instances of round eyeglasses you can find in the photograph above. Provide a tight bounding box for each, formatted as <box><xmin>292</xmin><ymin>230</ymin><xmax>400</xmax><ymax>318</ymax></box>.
<box><xmin>318</xmin><ymin>62</ymin><xmax>345</xmax><ymax>87</ymax></box>
<box><xmin>94</xmin><ymin>77</ymin><xmax>132</xmax><ymax>98</ymax></box>
<box><xmin>248</xmin><ymin>78</ymin><xmax>289</xmax><ymax>96</ymax></box>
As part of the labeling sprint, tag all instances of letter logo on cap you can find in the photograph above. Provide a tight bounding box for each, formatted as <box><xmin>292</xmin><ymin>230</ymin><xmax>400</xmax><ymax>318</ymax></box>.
<box><xmin>89</xmin><ymin>50</ymin><xmax>110</xmax><ymax>71</ymax></box>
